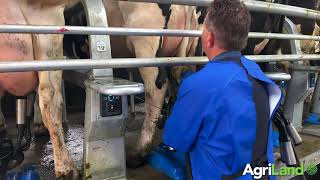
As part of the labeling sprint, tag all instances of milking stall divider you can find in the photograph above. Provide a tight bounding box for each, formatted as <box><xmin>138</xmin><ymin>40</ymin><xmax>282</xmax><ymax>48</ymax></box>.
<box><xmin>0</xmin><ymin>0</ymin><xmax>320</xmax><ymax>179</ymax></box>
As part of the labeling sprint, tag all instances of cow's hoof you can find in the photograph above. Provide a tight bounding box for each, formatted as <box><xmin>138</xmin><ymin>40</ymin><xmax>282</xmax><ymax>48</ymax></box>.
<box><xmin>126</xmin><ymin>152</ymin><xmax>146</xmax><ymax>168</ymax></box>
<box><xmin>34</xmin><ymin>124</ymin><xmax>49</xmax><ymax>137</ymax></box>
<box><xmin>56</xmin><ymin>168</ymin><xmax>80</xmax><ymax>180</ymax></box>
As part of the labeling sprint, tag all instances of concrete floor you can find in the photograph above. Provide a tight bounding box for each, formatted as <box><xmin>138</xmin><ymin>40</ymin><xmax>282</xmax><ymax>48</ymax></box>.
<box><xmin>4</xmin><ymin>105</ymin><xmax>169</xmax><ymax>180</ymax></box>
<box><xmin>3</xmin><ymin>103</ymin><xmax>320</xmax><ymax>179</ymax></box>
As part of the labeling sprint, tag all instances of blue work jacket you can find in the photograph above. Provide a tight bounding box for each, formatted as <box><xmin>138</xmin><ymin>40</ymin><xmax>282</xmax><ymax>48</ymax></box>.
<box><xmin>163</xmin><ymin>51</ymin><xmax>282</xmax><ymax>180</ymax></box>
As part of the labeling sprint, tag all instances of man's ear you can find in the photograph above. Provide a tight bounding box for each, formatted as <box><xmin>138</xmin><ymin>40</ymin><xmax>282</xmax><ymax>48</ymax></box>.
<box><xmin>208</xmin><ymin>31</ymin><xmax>215</xmax><ymax>48</ymax></box>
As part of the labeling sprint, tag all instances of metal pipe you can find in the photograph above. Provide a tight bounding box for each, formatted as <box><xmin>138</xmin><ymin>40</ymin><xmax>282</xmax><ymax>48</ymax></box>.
<box><xmin>0</xmin><ymin>25</ymin><xmax>202</xmax><ymax>36</ymax></box>
<box><xmin>291</xmin><ymin>66</ymin><xmax>320</xmax><ymax>72</ymax></box>
<box><xmin>0</xmin><ymin>54</ymin><xmax>318</xmax><ymax>73</ymax></box>
<box><xmin>129</xmin><ymin>71</ymin><xmax>135</xmax><ymax>113</ymax></box>
<box><xmin>16</xmin><ymin>98</ymin><xmax>27</xmax><ymax>125</ymax></box>
<box><xmin>249</xmin><ymin>32</ymin><xmax>320</xmax><ymax>41</ymax></box>
<box><xmin>119</xmin><ymin>0</ymin><xmax>320</xmax><ymax>21</ymax></box>
<box><xmin>265</xmin><ymin>73</ymin><xmax>291</xmax><ymax>81</ymax></box>
<box><xmin>1</xmin><ymin>24</ymin><xmax>320</xmax><ymax>41</ymax></box>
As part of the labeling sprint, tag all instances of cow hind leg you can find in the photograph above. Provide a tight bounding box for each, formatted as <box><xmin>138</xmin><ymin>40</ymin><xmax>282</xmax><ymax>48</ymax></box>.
<box><xmin>38</xmin><ymin>71</ymin><xmax>78</xmax><ymax>179</ymax></box>
<box><xmin>33</xmin><ymin>34</ymin><xmax>79</xmax><ymax>179</ymax></box>
<box><xmin>127</xmin><ymin>39</ymin><xmax>169</xmax><ymax>168</ymax></box>
<box><xmin>33</xmin><ymin>93</ymin><xmax>49</xmax><ymax>136</ymax></box>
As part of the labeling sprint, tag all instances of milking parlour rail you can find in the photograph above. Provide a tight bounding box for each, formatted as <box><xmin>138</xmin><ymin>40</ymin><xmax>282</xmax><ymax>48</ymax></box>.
<box><xmin>0</xmin><ymin>0</ymin><xmax>320</xmax><ymax>179</ymax></box>
<box><xmin>3</xmin><ymin>25</ymin><xmax>320</xmax><ymax>41</ymax></box>
<box><xmin>121</xmin><ymin>0</ymin><xmax>320</xmax><ymax>20</ymax></box>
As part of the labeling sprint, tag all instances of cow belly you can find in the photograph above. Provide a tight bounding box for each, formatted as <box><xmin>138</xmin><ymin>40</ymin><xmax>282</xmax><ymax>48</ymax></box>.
<box><xmin>0</xmin><ymin>42</ymin><xmax>32</xmax><ymax>60</ymax></box>
<box><xmin>158</xmin><ymin>5</ymin><xmax>186</xmax><ymax>57</ymax></box>
<box><xmin>0</xmin><ymin>0</ymin><xmax>35</xmax><ymax>96</ymax></box>
<box><xmin>0</xmin><ymin>0</ymin><xmax>33</xmax><ymax>61</ymax></box>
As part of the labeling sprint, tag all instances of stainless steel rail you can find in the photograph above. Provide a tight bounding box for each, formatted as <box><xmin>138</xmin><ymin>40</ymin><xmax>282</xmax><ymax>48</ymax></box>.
<box><xmin>0</xmin><ymin>54</ymin><xmax>318</xmax><ymax>73</ymax></box>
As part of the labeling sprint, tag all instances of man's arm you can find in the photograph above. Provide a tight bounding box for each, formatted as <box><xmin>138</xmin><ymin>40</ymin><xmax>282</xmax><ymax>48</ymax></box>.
<box><xmin>163</xmin><ymin>82</ymin><xmax>211</xmax><ymax>152</ymax></box>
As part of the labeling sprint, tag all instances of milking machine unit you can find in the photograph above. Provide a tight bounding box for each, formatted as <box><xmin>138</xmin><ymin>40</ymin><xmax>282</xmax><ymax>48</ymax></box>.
<box><xmin>0</xmin><ymin>93</ymin><xmax>35</xmax><ymax>179</ymax></box>
<box><xmin>79</xmin><ymin>0</ymin><xmax>144</xmax><ymax>179</ymax></box>
<box><xmin>267</xmin><ymin>17</ymin><xmax>307</xmax><ymax>175</ymax></box>
<box><xmin>274</xmin><ymin>107</ymin><xmax>302</xmax><ymax>167</ymax></box>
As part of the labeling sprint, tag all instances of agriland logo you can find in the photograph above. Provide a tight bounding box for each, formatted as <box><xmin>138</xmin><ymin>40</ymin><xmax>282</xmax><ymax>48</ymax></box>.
<box><xmin>242</xmin><ymin>163</ymin><xmax>317</xmax><ymax>179</ymax></box>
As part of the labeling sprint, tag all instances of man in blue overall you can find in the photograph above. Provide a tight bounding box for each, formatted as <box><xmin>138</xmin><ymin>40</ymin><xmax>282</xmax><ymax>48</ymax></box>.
<box><xmin>163</xmin><ymin>0</ymin><xmax>282</xmax><ymax>179</ymax></box>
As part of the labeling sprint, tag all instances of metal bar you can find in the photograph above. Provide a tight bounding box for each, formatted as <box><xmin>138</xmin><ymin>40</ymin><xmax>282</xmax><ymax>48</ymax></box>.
<box><xmin>291</xmin><ymin>66</ymin><xmax>320</xmax><ymax>72</ymax></box>
<box><xmin>249</xmin><ymin>32</ymin><xmax>320</xmax><ymax>41</ymax></box>
<box><xmin>0</xmin><ymin>54</ymin><xmax>319</xmax><ymax>73</ymax></box>
<box><xmin>0</xmin><ymin>25</ymin><xmax>202</xmax><ymax>36</ymax></box>
<box><xmin>1</xmin><ymin>25</ymin><xmax>320</xmax><ymax>41</ymax></box>
<box><xmin>119</xmin><ymin>0</ymin><xmax>320</xmax><ymax>21</ymax></box>
<box><xmin>265</xmin><ymin>73</ymin><xmax>291</xmax><ymax>81</ymax></box>
<box><xmin>129</xmin><ymin>71</ymin><xmax>135</xmax><ymax>113</ymax></box>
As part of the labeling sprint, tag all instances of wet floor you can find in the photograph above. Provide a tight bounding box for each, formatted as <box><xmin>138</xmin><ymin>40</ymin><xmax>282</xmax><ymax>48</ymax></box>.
<box><xmin>4</xmin><ymin>104</ymin><xmax>169</xmax><ymax>180</ymax></box>
<box><xmin>4</xmin><ymin>103</ymin><xmax>320</xmax><ymax>180</ymax></box>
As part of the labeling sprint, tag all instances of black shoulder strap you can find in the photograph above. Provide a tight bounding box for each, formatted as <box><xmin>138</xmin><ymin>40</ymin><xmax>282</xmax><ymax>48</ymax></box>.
<box><xmin>218</xmin><ymin>56</ymin><xmax>271</xmax><ymax>180</ymax></box>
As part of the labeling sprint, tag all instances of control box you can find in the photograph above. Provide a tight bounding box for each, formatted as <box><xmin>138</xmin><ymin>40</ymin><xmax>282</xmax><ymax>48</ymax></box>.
<box><xmin>100</xmin><ymin>94</ymin><xmax>122</xmax><ymax>117</ymax></box>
